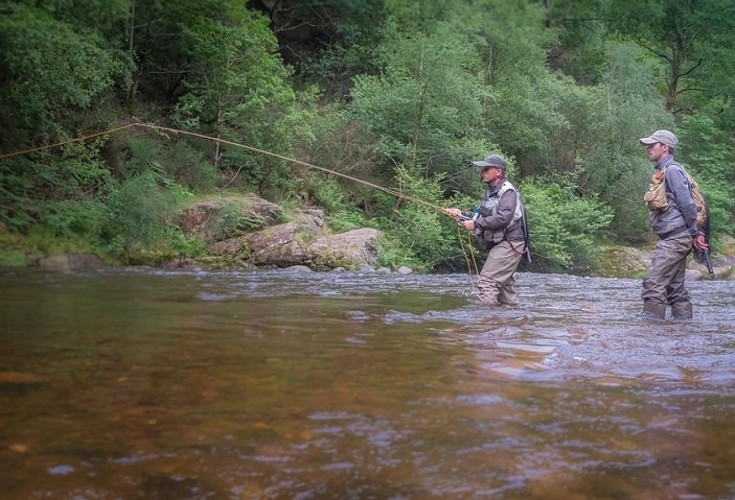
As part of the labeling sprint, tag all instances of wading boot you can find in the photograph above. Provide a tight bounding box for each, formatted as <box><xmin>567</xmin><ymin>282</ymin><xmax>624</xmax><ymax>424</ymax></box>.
<box><xmin>670</xmin><ymin>301</ymin><xmax>693</xmax><ymax>320</ymax></box>
<box><xmin>643</xmin><ymin>300</ymin><xmax>666</xmax><ymax>320</ymax></box>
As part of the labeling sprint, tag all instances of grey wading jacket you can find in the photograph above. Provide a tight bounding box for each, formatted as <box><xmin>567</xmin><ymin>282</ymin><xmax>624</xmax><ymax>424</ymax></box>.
<box><xmin>650</xmin><ymin>155</ymin><xmax>700</xmax><ymax>239</ymax></box>
<box><xmin>473</xmin><ymin>180</ymin><xmax>525</xmax><ymax>244</ymax></box>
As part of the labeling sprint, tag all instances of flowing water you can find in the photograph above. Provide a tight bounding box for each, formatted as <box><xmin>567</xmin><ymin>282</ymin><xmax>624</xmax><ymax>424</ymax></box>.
<box><xmin>1</xmin><ymin>268</ymin><xmax>734</xmax><ymax>499</ymax></box>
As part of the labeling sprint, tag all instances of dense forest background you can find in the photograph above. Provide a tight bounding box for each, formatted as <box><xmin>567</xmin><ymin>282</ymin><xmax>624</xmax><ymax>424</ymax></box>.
<box><xmin>1</xmin><ymin>0</ymin><xmax>734</xmax><ymax>272</ymax></box>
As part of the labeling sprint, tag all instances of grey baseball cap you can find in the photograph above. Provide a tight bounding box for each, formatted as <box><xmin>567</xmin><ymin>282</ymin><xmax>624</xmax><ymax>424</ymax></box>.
<box><xmin>639</xmin><ymin>129</ymin><xmax>678</xmax><ymax>148</ymax></box>
<box><xmin>472</xmin><ymin>154</ymin><xmax>507</xmax><ymax>170</ymax></box>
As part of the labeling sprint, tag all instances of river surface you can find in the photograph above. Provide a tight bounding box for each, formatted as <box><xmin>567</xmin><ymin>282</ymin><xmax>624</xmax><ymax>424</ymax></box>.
<box><xmin>1</xmin><ymin>268</ymin><xmax>734</xmax><ymax>499</ymax></box>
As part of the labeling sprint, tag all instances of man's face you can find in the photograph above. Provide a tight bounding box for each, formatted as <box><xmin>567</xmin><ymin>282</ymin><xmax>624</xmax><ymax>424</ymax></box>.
<box><xmin>646</xmin><ymin>142</ymin><xmax>668</xmax><ymax>162</ymax></box>
<box><xmin>481</xmin><ymin>166</ymin><xmax>502</xmax><ymax>183</ymax></box>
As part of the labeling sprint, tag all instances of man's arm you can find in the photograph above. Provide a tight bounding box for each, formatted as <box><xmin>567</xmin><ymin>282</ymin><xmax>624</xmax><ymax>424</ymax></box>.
<box><xmin>666</xmin><ymin>166</ymin><xmax>699</xmax><ymax>236</ymax></box>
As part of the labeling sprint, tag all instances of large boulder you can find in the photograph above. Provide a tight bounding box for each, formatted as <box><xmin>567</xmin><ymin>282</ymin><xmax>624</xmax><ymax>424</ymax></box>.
<box><xmin>178</xmin><ymin>194</ymin><xmax>281</xmax><ymax>243</ymax></box>
<box><xmin>307</xmin><ymin>228</ymin><xmax>381</xmax><ymax>269</ymax></box>
<box><xmin>179</xmin><ymin>194</ymin><xmax>382</xmax><ymax>270</ymax></box>
<box><xmin>590</xmin><ymin>246</ymin><xmax>650</xmax><ymax>278</ymax></box>
<box><xmin>240</xmin><ymin>212</ymin><xmax>325</xmax><ymax>267</ymax></box>
<box><xmin>210</xmin><ymin>212</ymin><xmax>381</xmax><ymax>270</ymax></box>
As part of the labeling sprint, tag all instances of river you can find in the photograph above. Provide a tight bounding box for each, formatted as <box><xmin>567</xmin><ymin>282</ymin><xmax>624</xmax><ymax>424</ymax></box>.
<box><xmin>1</xmin><ymin>268</ymin><xmax>734</xmax><ymax>499</ymax></box>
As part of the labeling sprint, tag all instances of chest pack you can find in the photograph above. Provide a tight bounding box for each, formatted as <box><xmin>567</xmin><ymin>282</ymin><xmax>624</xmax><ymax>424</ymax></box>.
<box><xmin>480</xmin><ymin>181</ymin><xmax>523</xmax><ymax>224</ymax></box>
<box><xmin>643</xmin><ymin>164</ymin><xmax>708</xmax><ymax>229</ymax></box>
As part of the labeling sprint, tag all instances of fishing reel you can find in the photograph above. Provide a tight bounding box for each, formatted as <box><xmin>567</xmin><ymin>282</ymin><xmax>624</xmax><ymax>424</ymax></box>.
<box><xmin>457</xmin><ymin>206</ymin><xmax>481</xmax><ymax>226</ymax></box>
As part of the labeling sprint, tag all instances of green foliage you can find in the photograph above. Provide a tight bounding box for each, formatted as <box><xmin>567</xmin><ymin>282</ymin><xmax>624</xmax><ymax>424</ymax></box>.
<box><xmin>37</xmin><ymin>200</ymin><xmax>107</xmax><ymax>240</ymax></box>
<box><xmin>327</xmin><ymin>210</ymin><xmax>380</xmax><ymax>233</ymax></box>
<box><xmin>376</xmin><ymin>235</ymin><xmax>423</xmax><ymax>271</ymax></box>
<box><xmin>0</xmin><ymin>141</ymin><xmax>114</xmax><ymax>232</ymax></box>
<box><xmin>102</xmin><ymin>171</ymin><xmax>185</xmax><ymax>255</ymax></box>
<box><xmin>169</xmin><ymin>2</ymin><xmax>314</xmax><ymax>197</ymax></box>
<box><xmin>0</xmin><ymin>231</ymin><xmax>28</xmax><ymax>267</ymax></box>
<box><xmin>677</xmin><ymin>113</ymin><xmax>735</xmax><ymax>242</ymax></box>
<box><xmin>372</xmin><ymin>167</ymin><xmax>459</xmax><ymax>270</ymax></box>
<box><xmin>350</xmin><ymin>21</ymin><xmax>494</xmax><ymax>179</ymax></box>
<box><xmin>0</xmin><ymin>250</ymin><xmax>27</xmax><ymax>268</ymax></box>
<box><xmin>304</xmin><ymin>173</ymin><xmax>350</xmax><ymax>213</ymax></box>
<box><xmin>1</xmin><ymin>0</ymin><xmax>734</xmax><ymax>273</ymax></box>
<box><xmin>521</xmin><ymin>178</ymin><xmax>614</xmax><ymax>272</ymax></box>
<box><xmin>0</xmin><ymin>3</ymin><xmax>129</xmax><ymax>149</ymax></box>
<box><xmin>167</xmin><ymin>229</ymin><xmax>208</xmax><ymax>259</ymax></box>
<box><xmin>123</xmin><ymin>137</ymin><xmax>217</xmax><ymax>191</ymax></box>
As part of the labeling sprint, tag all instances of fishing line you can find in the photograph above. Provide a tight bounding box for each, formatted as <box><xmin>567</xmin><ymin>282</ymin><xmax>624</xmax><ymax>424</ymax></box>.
<box><xmin>456</xmin><ymin>225</ymin><xmax>481</xmax><ymax>297</ymax></box>
<box><xmin>1</xmin><ymin>121</ymin><xmax>480</xmax><ymax>281</ymax></box>
<box><xmin>0</xmin><ymin>123</ymin><xmax>137</xmax><ymax>160</ymax></box>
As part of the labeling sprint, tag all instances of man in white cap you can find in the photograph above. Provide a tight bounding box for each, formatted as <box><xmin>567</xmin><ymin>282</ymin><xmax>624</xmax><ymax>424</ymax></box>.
<box><xmin>445</xmin><ymin>154</ymin><xmax>528</xmax><ymax>307</ymax></box>
<box><xmin>639</xmin><ymin>129</ymin><xmax>708</xmax><ymax>319</ymax></box>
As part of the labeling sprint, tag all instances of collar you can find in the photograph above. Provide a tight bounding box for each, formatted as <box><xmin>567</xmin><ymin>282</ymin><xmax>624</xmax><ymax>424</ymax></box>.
<box><xmin>486</xmin><ymin>179</ymin><xmax>507</xmax><ymax>196</ymax></box>
<box><xmin>656</xmin><ymin>154</ymin><xmax>675</xmax><ymax>170</ymax></box>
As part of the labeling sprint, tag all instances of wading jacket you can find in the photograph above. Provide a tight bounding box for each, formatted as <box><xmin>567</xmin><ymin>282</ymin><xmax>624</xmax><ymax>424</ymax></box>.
<box><xmin>650</xmin><ymin>155</ymin><xmax>699</xmax><ymax>239</ymax></box>
<box><xmin>473</xmin><ymin>179</ymin><xmax>525</xmax><ymax>245</ymax></box>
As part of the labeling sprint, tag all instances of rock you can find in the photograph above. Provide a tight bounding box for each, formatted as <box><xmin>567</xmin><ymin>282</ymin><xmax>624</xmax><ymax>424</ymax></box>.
<box><xmin>38</xmin><ymin>253</ymin><xmax>105</xmax><ymax>271</ymax></box>
<box><xmin>397</xmin><ymin>266</ymin><xmax>413</xmax><ymax>274</ymax></box>
<box><xmin>209</xmin><ymin>237</ymin><xmax>249</xmax><ymax>257</ymax></box>
<box><xmin>307</xmin><ymin>228</ymin><xmax>381</xmax><ymax>269</ymax></box>
<box><xmin>239</xmin><ymin>213</ymin><xmax>380</xmax><ymax>270</ymax></box>
<box><xmin>178</xmin><ymin>194</ymin><xmax>282</xmax><ymax>243</ymax></box>
<box><xmin>686</xmin><ymin>269</ymin><xmax>703</xmax><ymax>281</ymax></box>
<box><xmin>590</xmin><ymin>246</ymin><xmax>650</xmax><ymax>278</ymax></box>
<box><xmin>243</xmin><ymin>212</ymin><xmax>324</xmax><ymax>267</ymax></box>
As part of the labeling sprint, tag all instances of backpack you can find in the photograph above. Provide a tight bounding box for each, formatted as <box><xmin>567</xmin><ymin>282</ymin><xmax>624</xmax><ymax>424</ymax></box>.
<box><xmin>643</xmin><ymin>164</ymin><xmax>708</xmax><ymax>229</ymax></box>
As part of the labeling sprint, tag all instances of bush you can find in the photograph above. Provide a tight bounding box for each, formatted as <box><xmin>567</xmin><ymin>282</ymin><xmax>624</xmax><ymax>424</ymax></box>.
<box><xmin>37</xmin><ymin>199</ymin><xmax>107</xmax><ymax>239</ymax></box>
<box><xmin>102</xmin><ymin>171</ymin><xmax>185</xmax><ymax>255</ymax></box>
<box><xmin>521</xmin><ymin>178</ymin><xmax>613</xmax><ymax>272</ymax></box>
<box><xmin>370</xmin><ymin>166</ymin><xmax>460</xmax><ymax>271</ymax></box>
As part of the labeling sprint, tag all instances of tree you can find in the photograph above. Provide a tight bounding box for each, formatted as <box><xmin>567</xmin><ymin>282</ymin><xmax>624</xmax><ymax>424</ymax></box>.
<box><xmin>0</xmin><ymin>2</ymin><xmax>130</xmax><ymax>230</ymax></box>
<box><xmin>350</xmin><ymin>21</ymin><xmax>494</xmax><ymax>191</ymax></box>
<box><xmin>605</xmin><ymin>0</ymin><xmax>735</xmax><ymax>115</ymax></box>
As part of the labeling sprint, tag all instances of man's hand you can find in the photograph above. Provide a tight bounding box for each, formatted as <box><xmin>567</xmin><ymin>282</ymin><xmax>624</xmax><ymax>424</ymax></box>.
<box><xmin>693</xmin><ymin>233</ymin><xmax>709</xmax><ymax>251</ymax></box>
<box><xmin>461</xmin><ymin>220</ymin><xmax>475</xmax><ymax>231</ymax></box>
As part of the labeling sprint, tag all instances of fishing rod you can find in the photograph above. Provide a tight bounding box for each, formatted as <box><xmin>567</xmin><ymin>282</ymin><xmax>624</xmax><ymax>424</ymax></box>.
<box><xmin>1</xmin><ymin>121</ymin><xmax>482</xmax><ymax>283</ymax></box>
<box><xmin>136</xmin><ymin>123</ymin><xmax>453</xmax><ymax>216</ymax></box>
<box><xmin>0</xmin><ymin>121</ymin><xmax>463</xmax><ymax>222</ymax></box>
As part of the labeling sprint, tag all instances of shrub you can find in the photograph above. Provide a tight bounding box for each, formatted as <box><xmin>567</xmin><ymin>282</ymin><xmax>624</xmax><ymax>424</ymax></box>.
<box><xmin>102</xmin><ymin>171</ymin><xmax>185</xmax><ymax>254</ymax></box>
<box><xmin>521</xmin><ymin>178</ymin><xmax>613</xmax><ymax>272</ymax></box>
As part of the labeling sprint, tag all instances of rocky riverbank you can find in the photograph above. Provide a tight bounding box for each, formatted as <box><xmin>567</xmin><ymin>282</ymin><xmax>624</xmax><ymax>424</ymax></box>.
<box><xmin>3</xmin><ymin>193</ymin><xmax>735</xmax><ymax>279</ymax></box>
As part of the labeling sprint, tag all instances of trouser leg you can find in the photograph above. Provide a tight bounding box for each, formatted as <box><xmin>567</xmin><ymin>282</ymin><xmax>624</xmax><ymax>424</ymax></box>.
<box><xmin>643</xmin><ymin>299</ymin><xmax>666</xmax><ymax>319</ymax></box>
<box><xmin>670</xmin><ymin>301</ymin><xmax>692</xmax><ymax>319</ymax></box>
<box><xmin>477</xmin><ymin>240</ymin><xmax>523</xmax><ymax>306</ymax></box>
<box><xmin>667</xmin><ymin>252</ymin><xmax>692</xmax><ymax>318</ymax></box>
<box><xmin>641</xmin><ymin>231</ymin><xmax>692</xmax><ymax>318</ymax></box>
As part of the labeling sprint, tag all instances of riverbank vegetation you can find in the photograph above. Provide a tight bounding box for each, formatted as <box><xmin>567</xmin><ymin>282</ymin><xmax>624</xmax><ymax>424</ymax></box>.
<box><xmin>1</xmin><ymin>0</ymin><xmax>734</xmax><ymax>273</ymax></box>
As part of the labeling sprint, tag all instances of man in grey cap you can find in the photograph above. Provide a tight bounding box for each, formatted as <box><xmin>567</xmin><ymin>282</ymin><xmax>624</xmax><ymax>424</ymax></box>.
<box><xmin>445</xmin><ymin>154</ymin><xmax>528</xmax><ymax>307</ymax></box>
<box><xmin>639</xmin><ymin>129</ymin><xmax>708</xmax><ymax>319</ymax></box>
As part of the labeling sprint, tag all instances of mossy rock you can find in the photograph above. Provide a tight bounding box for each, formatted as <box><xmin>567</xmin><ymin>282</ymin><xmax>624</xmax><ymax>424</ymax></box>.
<box><xmin>589</xmin><ymin>246</ymin><xmax>650</xmax><ymax>278</ymax></box>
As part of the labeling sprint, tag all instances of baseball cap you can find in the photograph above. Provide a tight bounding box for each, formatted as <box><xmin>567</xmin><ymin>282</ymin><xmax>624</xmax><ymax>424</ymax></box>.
<box><xmin>639</xmin><ymin>130</ymin><xmax>678</xmax><ymax>148</ymax></box>
<box><xmin>471</xmin><ymin>154</ymin><xmax>507</xmax><ymax>170</ymax></box>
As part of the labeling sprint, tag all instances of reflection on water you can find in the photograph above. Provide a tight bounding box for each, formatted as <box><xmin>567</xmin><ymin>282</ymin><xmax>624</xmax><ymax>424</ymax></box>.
<box><xmin>1</xmin><ymin>268</ymin><xmax>734</xmax><ymax>498</ymax></box>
